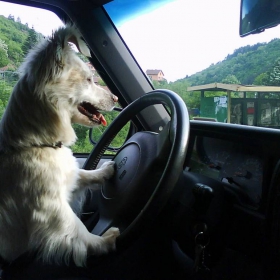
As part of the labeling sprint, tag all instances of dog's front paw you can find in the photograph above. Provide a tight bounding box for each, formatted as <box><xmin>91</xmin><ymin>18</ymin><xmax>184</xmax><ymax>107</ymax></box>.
<box><xmin>102</xmin><ymin>227</ymin><xmax>120</xmax><ymax>251</ymax></box>
<box><xmin>99</xmin><ymin>161</ymin><xmax>115</xmax><ymax>180</ymax></box>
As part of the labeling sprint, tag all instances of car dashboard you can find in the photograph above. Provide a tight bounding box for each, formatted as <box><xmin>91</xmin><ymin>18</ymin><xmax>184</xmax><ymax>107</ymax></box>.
<box><xmin>170</xmin><ymin>120</ymin><xmax>280</xmax><ymax>277</ymax></box>
<box><xmin>186</xmin><ymin>120</ymin><xmax>280</xmax><ymax>208</ymax></box>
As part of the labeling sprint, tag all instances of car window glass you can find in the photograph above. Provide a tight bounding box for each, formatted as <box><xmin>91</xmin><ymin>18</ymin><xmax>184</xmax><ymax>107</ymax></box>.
<box><xmin>0</xmin><ymin>2</ymin><xmax>127</xmax><ymax>154</ymax></box>
<box><xmin>105</xmin><ymin>0</ymin><xmax>280</xmax><ymax>129</ymax></box>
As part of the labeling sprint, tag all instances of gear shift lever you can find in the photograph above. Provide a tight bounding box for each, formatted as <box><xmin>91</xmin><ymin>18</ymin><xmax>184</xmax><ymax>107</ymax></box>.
<box><xmin>192</xmin><ymin>183</ymin><xmax>214</xmax><ymax>214</ymax></box>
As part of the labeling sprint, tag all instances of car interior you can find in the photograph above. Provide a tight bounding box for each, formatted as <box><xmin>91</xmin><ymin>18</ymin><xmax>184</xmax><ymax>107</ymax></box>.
<box><xmin>1</xmin><ymin>0</ymin><xmax>280</xmax><ymax>279</ymax></box>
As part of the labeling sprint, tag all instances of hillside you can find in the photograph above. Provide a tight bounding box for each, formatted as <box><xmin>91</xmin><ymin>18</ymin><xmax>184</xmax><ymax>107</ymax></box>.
<box><xmin>151</xmin><ymin>38</ymin><xmax>280</xmax><ymax>111</ymax></box>
<box><xmin>2</xmin><ymin>13</ymin><xmax>280</xmax><ymax>87</ymax></box>
<box><xmin>183</xmin><ymin>38</ymin><xmax>280</xmax><ymax>86</ymax></box>
<box><xmin>0</xmin><ymin>15</ymin><xmax>41</xmax><ymax>69</ymax></box>
<box><xmin>2</xmin><ymin>13</ymin><xmax>280</xmax><ymax>117</ymax></box>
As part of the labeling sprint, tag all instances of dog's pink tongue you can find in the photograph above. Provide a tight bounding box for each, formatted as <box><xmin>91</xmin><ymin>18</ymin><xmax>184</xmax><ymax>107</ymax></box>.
<box><xmin>100</xmin><ymin>114</ymin><xmax>107</xmax><ymax>126</ymax></box>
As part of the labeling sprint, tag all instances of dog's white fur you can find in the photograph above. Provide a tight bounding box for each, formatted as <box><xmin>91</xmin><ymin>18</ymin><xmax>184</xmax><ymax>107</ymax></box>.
<box><xmin>0</xmin><ymin>25</ymin><xmax>120</xmax><ymax>266</ymax></box>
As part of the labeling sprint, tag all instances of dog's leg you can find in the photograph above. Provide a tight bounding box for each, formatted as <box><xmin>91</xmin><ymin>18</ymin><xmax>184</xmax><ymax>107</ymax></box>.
<box><xmin>70</xmin><ymin>214</ymin><xmax>120</xmax><ymax>265</ymax></box>
<box><xmin>71</xmin><ymin>161</ymin><xmax>115</xmax><ymax>213</ymax></box>
<box><xmin>77</xmin><ymin>161</ymin><xmax>115</xmax><ymax>190</ymax></box>
<box><xmin>70</xmin><ymin>161</ymin><xmax>115</xmax><ymax>216</ymax></box>
<box><xmin>38</xmin><ymin>204</ymin><xmax>120</xmax><ymax>266</ymax></box>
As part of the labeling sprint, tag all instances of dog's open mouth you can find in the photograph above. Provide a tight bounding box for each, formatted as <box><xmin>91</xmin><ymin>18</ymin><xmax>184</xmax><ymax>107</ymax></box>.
<box><xmin>78</xmin><ymin>102</ymin><xmax>107</xmax><ymax>126</ymax></box>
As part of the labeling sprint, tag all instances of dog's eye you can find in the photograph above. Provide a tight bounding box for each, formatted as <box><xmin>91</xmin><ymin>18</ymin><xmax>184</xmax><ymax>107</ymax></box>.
<box><xmin>87</xmin><ymin>77</ymin><xmax>92</xmax><ymax>83</ymax></box>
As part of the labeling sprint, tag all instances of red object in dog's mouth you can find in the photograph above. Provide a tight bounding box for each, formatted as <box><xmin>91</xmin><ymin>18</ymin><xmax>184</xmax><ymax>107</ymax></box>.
<box><xmin>78</xmin><ymin>102</ymin><xmax>107</xmax><ymax>126</ymax></box>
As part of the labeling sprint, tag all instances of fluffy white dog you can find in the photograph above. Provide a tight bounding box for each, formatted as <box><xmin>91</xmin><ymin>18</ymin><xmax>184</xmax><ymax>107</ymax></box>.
<box><xmin>0</xmin><ymin>25</ymin><xmax>120</xmax><ymax>267</ymax></box>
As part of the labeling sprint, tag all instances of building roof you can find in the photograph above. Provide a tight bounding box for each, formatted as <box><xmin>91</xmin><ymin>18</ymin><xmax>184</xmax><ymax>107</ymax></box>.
<box><xmin>146</xmin><ymin>69</ymin><xmax>164</xmax><ymax>75</ymax></box>
<box><xmin>187</xmin><ymin>83</ymin><xmax>280</xmax><ymax>92</ymax></box>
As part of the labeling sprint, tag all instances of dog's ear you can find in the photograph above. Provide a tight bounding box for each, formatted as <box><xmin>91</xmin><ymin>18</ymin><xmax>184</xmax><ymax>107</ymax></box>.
<box><xmin>68</xmin><ymin>35</ymin><xmax>91</xmax><ymax>58</ymax></box>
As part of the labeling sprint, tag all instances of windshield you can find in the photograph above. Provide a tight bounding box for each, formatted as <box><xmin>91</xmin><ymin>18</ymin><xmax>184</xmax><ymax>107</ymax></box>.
<box><xmin>2</xmin><ymin>0</ymin><xmax>280</xmax><ymax>129</ymax></box>
<box><xmin>105</xmin><ymin>0</ymin><xmax>280</xmax><ymax>128</ymax></box>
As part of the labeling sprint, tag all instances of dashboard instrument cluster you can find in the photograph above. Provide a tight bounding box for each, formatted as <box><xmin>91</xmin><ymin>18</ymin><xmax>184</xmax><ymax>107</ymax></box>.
<box><xmin>188</xmin><ymin>136</ymin><xmax>263</xmax><ymax>209</ymax></box>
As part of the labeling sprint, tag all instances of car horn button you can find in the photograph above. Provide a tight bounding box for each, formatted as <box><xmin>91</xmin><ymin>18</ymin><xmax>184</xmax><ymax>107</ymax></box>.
<box><xmin>102</xmin><ymin>142</ymin><xmax>140</xmax><ymax>199</ymax></box>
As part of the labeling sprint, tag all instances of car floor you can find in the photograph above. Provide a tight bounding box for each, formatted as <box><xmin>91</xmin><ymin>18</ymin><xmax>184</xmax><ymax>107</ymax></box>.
<box><xmin>0</xmin><ymin>224</ymin><xmax>276</xmax><ymax>280</ymax></box>
<box><xmin>0</xmin><ymin>202</ymin><xmax>278</xmax><ymax>280</ymax></box>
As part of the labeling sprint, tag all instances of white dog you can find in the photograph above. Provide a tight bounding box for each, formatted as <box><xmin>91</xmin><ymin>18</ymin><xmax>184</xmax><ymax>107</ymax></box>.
<box><xmin>0</xmin><ymin>25</ymin><xmax>120</xmax><ymax>267</ymax></box>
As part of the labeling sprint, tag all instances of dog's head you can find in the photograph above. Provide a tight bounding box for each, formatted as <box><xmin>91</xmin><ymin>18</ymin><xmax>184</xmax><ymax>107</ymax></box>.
<box><xmin>20</xmin><ymin>25</ymin><xmax>118</xmax><ymax>128</ymax></box>
<box><xmin>0</xmin><ymin>25</ymin><xmax>119</xmax><ymax>150</ymax></box>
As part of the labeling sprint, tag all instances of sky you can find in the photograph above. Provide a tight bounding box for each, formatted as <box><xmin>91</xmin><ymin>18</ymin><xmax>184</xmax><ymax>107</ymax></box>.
<box><xmin>1</xmin><ymin>0</ymin><xmax>280</xmax><ymax>81</ymax></box>
<box><xmin>117</xmin><ymin>0</ymin><xmax>280</xmax><ymax>81</ymax></box>
<box><xmin>0</xmin><ymin>1</ymin><xmax>63</xmax><ymax>35</ymax></box>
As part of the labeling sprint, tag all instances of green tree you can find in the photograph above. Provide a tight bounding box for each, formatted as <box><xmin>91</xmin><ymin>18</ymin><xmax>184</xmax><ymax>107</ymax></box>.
<box><xmin>152</xmin><ymin>79</ymin><xmax>168</xmax><ymax>89</ymax></box>
<box><xmin>0</xmin><ymin>79</ymin><xmax>13</xmax><ymax>119</ymax></box>
<box><xmin>185</xmin><ymin>91</ymin><xmax>201</xmax><ymax>111</ymax></box>
<box><xmin>222</xmin><ymin>74</ymin><xmax>241</xmax><ymax>84</ymax></box>
<box><xmin>98</xmin><ymin>79</ymin><xmax>106</xmax><ymax>86</ymax></box>
<box><xmin>0</xmin><ymin>48</ymin><xmax>9</xmax><ymax>67</ymax></box>
<box><xmin>7</xmin><ymin>14</ymin><xmax>14</xmax><ymax>21</ymax></box>
<box><xmin>0</xmin><ymin>39</ymin><xmax>9</xmax><ymax>67</ymax></box>
<box><xmin>22</xmin><ymin>28</ymin><xmax>38</xmax><ymax>55</ymax></box>
<box><xmin>7</xmin><ymin>41</ymin><xmax>24</xmax><ymax>66</ymax></box>
<box><xmin>254</xmin><ymin>72</ymin><xmax>269</xmax><ymax>85</ymax></box>
<box><xmin>269</xmin><ymin>58</ymin><xmax>280</xmax><ymax>86</ymax></box>
<box><xmin>183</xmin><ymin>38</ymin><xmax>280</xmax><ymax>86</ymax></box>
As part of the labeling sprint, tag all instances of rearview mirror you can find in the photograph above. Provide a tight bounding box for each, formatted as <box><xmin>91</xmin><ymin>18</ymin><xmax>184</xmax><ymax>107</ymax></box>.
<box><xmin>240</xmin><ymin>0</ymin><xmax>280</xmax><ymax>37</ymax></box>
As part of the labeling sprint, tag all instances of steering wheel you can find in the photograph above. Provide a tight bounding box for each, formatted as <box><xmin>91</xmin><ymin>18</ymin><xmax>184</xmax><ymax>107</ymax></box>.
<box><xmin>83</xmin><ymin>89</ymin><xmax>190</xmax><ymax>249</ymax></box>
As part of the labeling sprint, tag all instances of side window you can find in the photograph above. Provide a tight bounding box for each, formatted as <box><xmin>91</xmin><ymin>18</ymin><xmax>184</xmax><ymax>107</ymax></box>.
<box><xmin>0</xmin><ymin>2</ymin><xmax>63</xmax><ymax>120</ymax></box>
<box><xmin>0</xmin><ymin>2</ymin><xmax>129</xmax><ymax>154</ymax></box>
<box><xmin>0</xmin><ymin>71</ymin><xmax>18</xmax><ymax>118</ymax></box>
<box><xmin>65</xmin><ymin>55</ymin><xmax>130</xmax><ymax>153</ymax></box>
<box><xmin>89</xmin><ymin>109</ymin><xmax>131</xmax><ymax>154</ymax></box>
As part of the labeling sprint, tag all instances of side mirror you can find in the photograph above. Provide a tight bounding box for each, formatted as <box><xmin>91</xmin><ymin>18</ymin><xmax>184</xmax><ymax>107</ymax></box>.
<box><xmin>240</xmin><ymin>0</ymin><xmax>280</xmax><ymax>37</ymax></box>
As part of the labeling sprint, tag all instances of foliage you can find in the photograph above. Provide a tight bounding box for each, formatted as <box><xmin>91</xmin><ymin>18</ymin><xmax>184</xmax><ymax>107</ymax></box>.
<box><xmin>0</xmin><ymin>15</ymin><xmax>30</xmax><ymax>67</ymax></box>
<box><xmin>0</xmin><ymin>78</ymin><xmax>13</xmax><ymax>118</ymax></box>
<box><xmin>71</xmin><ymin>110</ymin><xmax>130</xmax><ymax>153</ymax></box>
<box><xmin>0</xmin><ymin>48</ymin><xmax>9</xmax><ymax>67</ymax></box>
<box><xmin>0</xmin><ymin>38</ymin><xmax>9</xmax><ymax>67</ymax></box>
<box><xmin>221</xmin><ymin>74</ymin><xmax>240</xmax><ymax>84</ymax></box>
<box><xmin>0</xmin><ymin>38</ymin><xmax>8</xmax><ymax>55</ymax></box>
<box><xmin>22</xmin><ymin>28</ymin><xmax>38</xmax><ymax>55</ymax></box>
<box><xmin>71</xmin><ymin>125</ymin><xmax>92</xmax><ymax>153</ymax></box>
<box><xmin>185</xmin><ymin>39</ymin><xmax>280</xmax><ymax>86</ymax></box>
<box><xmin>269</xmin><ymin>58</ymin><xmax>280</xmax><ymax>86</ymax></box>
<box><xmin>7</xmin><ymin>15</ymin><xmax>14</xmax><ymax>21</ymax></box>
<box><xmin>254</xmin><ymin>72</ymin><xmax>270</xmax><ymax>85</ymax></box>
<box><xmin>160</xmin><ymin>38</ymin><xmax>280</xmax><ymax>119</ymax></box>
<box><xmin>3</xmin><ymin>14</ymin><xmax>280</xmax><ymax>154</ymax></box>
<box><xmin>98</xmin><ymin>79</ymin><xmax>106</xmax><ymax>86</ymax></box>
<box><xmin>152</xmin><ymin>78</ymin><xmax>200</xmax><ymax>113</ymax></box>
<box><xmin>88</xmin><ymin>110</ymin><xmax>130</xmax><ymax>151</ymax></box>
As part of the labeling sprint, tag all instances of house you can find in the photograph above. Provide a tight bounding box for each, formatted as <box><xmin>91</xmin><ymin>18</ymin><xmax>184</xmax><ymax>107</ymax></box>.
<box><xmin>146</xmin><ymin>69</ymin><xmax>165</xmax><ymax>81</ymax></box>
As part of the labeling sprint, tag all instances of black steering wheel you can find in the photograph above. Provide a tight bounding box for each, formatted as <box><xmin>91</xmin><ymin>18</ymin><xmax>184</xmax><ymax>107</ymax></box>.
<box><xmin>83</xmin><ymin>89</ymin><xmax>189</xmax><ymax>249</ymax></box>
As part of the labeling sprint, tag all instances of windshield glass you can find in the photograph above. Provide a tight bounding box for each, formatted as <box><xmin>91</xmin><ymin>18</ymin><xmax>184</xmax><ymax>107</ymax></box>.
<box><xmin>105</xmin><ymin>0</ymin><xmax>280</xmax><ymax>129</ymax></box>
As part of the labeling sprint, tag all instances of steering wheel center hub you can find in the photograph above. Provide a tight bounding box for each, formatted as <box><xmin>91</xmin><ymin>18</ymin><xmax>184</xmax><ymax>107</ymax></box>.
<box><xmin>102</xmin><ymin>143</ymin><xmax>140</xmax><ymax>199</ymax></box>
